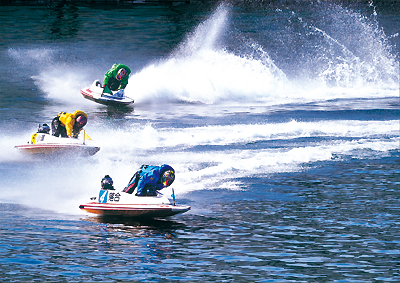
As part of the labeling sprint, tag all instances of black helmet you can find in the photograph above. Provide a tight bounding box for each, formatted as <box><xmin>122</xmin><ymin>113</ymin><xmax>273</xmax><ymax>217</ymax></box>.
<box><xmin>37</xmin><ymin>123</ymin><xmax>50</xmax><ymax>134</ymax></box>
<box><xmin>101</xmin><ymin>175</ymin><xmax>114</xmax><ymax>190</ymax></box>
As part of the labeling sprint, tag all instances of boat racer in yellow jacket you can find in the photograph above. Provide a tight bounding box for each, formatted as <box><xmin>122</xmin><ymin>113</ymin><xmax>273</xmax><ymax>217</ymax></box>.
<box><xmin>103</xmin><ymin>64</ymin><xmax>131</xmax><ymax>94</ymax></box>
<box><xmin>51</xmin><ymin>110</ymin><xmax>88</xmax><ymax>138</ymax></box>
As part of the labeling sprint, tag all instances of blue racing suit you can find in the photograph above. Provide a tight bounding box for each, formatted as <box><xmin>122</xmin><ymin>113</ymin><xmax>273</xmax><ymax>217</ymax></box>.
<box><xmin>123</xmin><ymin>164</ymin><xmax>175</xmax><ymax>196</ymax></box>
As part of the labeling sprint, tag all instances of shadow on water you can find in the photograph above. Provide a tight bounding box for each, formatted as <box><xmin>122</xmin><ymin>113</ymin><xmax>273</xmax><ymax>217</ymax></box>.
<box><xmin>82</xmin><ymin>215</ymin><xmax>187</xmax><ymax>231</ymax></box>
<box><xmin>89</xmin><ymin>105</ymin><xmax>135</xmax><ymax>120</ymax></box>
<box><xmin>80</xmin><ymin>215</ymin><xmax>189</xmax><ymax>244</ymax></box>
<box><xmin>105</xmin><ymin>105</ymin><xmax>135</xmax><ymax>119</ymax></box>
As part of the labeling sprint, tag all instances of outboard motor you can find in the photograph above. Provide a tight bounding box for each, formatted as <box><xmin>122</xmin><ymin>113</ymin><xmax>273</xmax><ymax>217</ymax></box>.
<box><xmin>37</xmin><ymin>123</ymin><xmax>50</xmax><ymax>134</ymax></box>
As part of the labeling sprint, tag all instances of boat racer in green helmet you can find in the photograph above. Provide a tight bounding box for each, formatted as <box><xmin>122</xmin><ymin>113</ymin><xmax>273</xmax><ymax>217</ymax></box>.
<box><xmin>103</xmin><ymin>63</ymin><xmax>131</xmax><ymax>94</ymax></box>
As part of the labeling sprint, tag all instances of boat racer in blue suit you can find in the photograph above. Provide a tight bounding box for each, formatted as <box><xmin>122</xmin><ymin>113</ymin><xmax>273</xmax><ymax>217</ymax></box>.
<box><xmin>123</xmin><ymin>164</ymin><xmax>175</xmax><ymax>196</ymax></box>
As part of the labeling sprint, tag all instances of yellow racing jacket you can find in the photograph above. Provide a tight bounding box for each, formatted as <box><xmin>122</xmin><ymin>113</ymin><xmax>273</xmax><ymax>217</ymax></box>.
<box><xmin>58</xmin><ymin>110</ymin><xmax>88</xmax><ymax>138</ymax></box>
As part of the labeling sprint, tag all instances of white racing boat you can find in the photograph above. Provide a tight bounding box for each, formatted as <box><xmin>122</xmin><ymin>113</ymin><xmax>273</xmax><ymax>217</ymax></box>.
<box><xmin>15</xmin><ymin>124</ymin><xmax>100</xmax><ymax>156</ymax></box>
<box><xmin>80</xmin><ymin>80</ymin><xmax>134</xmax><ymax>106</ymax></box>
<box><xmin>79</xmin><ymin>188</ymin><xmax>191</xmax><ymax>218</ymax></box>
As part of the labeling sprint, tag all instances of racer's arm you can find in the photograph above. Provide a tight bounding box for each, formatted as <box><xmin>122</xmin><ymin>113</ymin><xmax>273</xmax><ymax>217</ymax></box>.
<box><xmin>135</xmin><ymin>178</ymin><xmax>146</xmax><ymax>195</ymax></box>
<box><xmin>59</xmin><ymin>113</ymin><xmax>74</xmax><ymax>137</ymax></box>
<box><xmin>103</xmin><ymin>70</ymin><xmax>113</xmax><ymax>86</ymax></box>
<box><xmin>72</xmin><ymin>128</ymin><xmax>82</xmax><ymax>138</ymax></box>
<box><xmin>118</xmin><ymin>77</ymin><xmax>129</xmax><ymax>89</ymax></box>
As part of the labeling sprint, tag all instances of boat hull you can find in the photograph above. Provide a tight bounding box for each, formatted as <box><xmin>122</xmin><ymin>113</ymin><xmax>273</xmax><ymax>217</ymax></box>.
<box><xmin>80</xmin><ymin>81</ymin><xmax>134</xmax><ymax>106</ymax></box>
<box><xmin>15</xmin><ymin>132</ymin><xmax>100</xmax><ymax>156</ymax></box>
<box><xmin>79</xmin><ymin>190</ymin><xmax>190</xmax><ymax>218</ymax></box>
<box><xmin>79</xmin><ymin>202</ymin><xmax>191</xmax><ymax>218</ymax></box>
<box><xmin>15</xmin><ymin>144</ymin><xmax>100</xmax><ymax>156</ymax></box>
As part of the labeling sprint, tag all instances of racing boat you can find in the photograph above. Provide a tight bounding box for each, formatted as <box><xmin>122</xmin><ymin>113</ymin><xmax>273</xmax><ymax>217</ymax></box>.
<box><xmin>15</xmin><ymin>124</ymin><xmax>100</xmax><ymax>156</ymax></box>
<box><xmin>79</xmin><ymin>188</ymin><xmax>191</xmax><ymax>218</ymax></box>
<box><xmin>80</xmin><ymin>80</ymin><xmax>134</xmax><ymax>106</ymax></box>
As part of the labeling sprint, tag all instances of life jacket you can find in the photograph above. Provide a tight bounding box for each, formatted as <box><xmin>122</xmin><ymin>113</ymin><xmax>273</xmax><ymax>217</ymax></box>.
<box><xmin>57</xmin><ymin>110</ymin><xmax>88</xmax><ymax>138</ymax></box>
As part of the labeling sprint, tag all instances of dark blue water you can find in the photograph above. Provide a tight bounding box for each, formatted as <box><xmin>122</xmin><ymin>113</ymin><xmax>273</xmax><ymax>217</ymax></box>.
<box><xmin>1</xmin><ymin>1</ymin><xmax>399</xmax><ymax>282</ymax></box>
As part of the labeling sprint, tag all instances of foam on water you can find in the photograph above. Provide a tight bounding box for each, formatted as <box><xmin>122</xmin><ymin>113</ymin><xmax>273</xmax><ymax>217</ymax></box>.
<box><xmin>2</xmin><ymin>118</ymin><xmax>398</xmax><ymax>214</ymax></box>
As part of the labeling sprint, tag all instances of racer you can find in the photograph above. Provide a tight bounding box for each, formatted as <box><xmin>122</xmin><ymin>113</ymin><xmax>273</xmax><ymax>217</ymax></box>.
<box><xmin>103</xmin><ymin>63</ymin><xmax>131</xmax><ymax>94</ymax></box>
<box><xmin>123</xmin><ymin>164</ymin><xmax>175</xmax><ymax>196</ymax></box>
<box><xmin>51</xmin><ymin>110</ymin><xmax>88</xmax><ymax>138</ymax></box>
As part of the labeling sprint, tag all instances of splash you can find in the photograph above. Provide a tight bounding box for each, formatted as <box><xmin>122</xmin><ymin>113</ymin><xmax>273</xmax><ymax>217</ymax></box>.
<box><xmin>127</xmin><ymin>4</ymin><xmax>289</xmax><ymax>105</ymax></box>
<box><xmin>175</xmin><ymin>4</ymin><xmax>229</xmax><ymax>56</ymax></box>
<box><xmin>127</xmin><ymin>2</ymin><xmax>398</xmax><ymax>105</ymax></box>
<box><xmin>267</xmin><ymin>2</ymin><xmax>399</xmax><ymax>98</ymax></box>
<box><xmin>310</xmin><ymin>8</ymin><xmax>398</xmax><ymax>90</ymax></box>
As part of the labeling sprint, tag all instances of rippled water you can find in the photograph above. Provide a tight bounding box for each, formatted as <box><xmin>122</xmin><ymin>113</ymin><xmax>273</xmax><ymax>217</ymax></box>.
<box><xmin>2</xmin><ymin>154</ymin><xmax>399</xmax><ymax>282</ymax></box>
<box><xmin>1</xmin><ymin>1</ymin><xmax>399</xmax><ymax>282</ymax></box>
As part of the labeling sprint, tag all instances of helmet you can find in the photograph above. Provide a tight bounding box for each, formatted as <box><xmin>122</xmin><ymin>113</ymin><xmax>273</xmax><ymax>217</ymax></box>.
<box><xmin>161</xmin><ymin>170</ymin><xmax>175</xmax><ymax>187</ymax></box>
<box><xmin>116</xmin><ymin>68</ymin><xmax>128</xmax><ymax>81</ymax></box>
<box><xmin>37</xmin><ymin>123</ymin><xmax>50</xmax><ymax>134</ymax></box>
<box><xmin>101</xmin><ymin>175</ymin><xmax>114</xmax><ymax>190</ymax></box>
<box><xmin>75</xmin><ymin>115</ymin><xmax>87</xmax><ymax>128</ymax></box>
